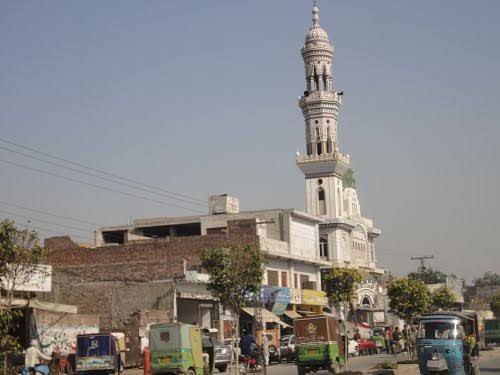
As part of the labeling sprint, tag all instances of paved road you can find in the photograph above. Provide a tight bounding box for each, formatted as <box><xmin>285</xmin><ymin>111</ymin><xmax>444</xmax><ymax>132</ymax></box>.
<box><xmin>124</xmin><ymin>353</ymin><xmax>406</xmax><ymax>375</ymax></box>
<box><xmin>264</xmin><ymin>353</ymin><xmax>408</xmax><ymax>375</ymax></box>
<box><xmin>479</xmin><ymin>348</ymin><xmax>500</xmax><ymax>374</ymax></box>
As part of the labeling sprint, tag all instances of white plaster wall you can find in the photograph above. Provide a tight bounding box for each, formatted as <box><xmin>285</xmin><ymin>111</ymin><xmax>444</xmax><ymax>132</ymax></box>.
<box><xmin>290</xmin><ymin>216</ymin><xmax>318</xmax><ymax>259</ymax></box>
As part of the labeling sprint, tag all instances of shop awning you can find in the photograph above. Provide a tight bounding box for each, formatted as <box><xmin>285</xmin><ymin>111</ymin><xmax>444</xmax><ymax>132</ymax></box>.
<box><xmin>8</xmin><ymin>299</ymin><xmax>77</xmax><ymax>314</ymax></box>
<box><xmin>284</xmin><ymin>310</ymin><xmax>302</xmax><ymax>319</ymax></box>
<box><xmin>242</xmin><ymin>307</ymin><xmax>291</xmax><ymax>328</ymax></box>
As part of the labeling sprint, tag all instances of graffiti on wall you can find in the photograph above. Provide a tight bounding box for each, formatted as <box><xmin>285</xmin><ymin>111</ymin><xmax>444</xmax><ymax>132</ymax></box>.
<box><xmin>39</xmin><ymin>324</ymin><xmax>99</xmax><ymax>353</ymax></box>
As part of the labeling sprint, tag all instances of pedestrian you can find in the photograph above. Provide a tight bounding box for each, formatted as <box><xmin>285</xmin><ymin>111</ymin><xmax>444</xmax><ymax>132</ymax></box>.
<box><xmin>384</xmin><ymin>326</ymin><xmax>393</xmax><ymax>355</ymax></box>
<box><xmin>261</xmin><ymin>333</ymin><xmax>270</xmax><ymax>367</ymax></box>
<box><xmin>353</xmin><ymin>329</ymin><xmax>361</xmax><ymax>341</ymax></box>
<box><xmin>393</xmin><ymin>327</ymin><xmax>402</xmax><ymax>355</ymax></box>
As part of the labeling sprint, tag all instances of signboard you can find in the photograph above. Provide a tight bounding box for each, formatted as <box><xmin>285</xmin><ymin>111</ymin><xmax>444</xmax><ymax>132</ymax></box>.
<box><xmin>289</xmin><ymin>288</ymin><xmax>301</xmax><ymax>304</ymax></box>
<box><xmin>0</xmin><ymin>264</ymin><xmax>51</xmax><ymax>292</ymax></box>
<box><xmin>301</xmin><ymin>289</ymin><xmax>328</xmax><ymax>306</ymax></box>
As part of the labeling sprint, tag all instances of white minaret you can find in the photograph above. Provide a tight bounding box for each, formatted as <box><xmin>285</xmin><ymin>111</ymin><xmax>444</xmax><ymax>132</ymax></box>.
<box><xmin>296</xmin><ymin>3</ymin><xmax>350</xmax><ymax>218</ymax></box>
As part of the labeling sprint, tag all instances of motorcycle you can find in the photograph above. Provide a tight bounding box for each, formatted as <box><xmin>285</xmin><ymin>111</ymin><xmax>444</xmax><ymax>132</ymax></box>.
<box><xmin>239</xmin><ymin>348</ymin><xmax>265</xmax><ymax>374</ymax></box>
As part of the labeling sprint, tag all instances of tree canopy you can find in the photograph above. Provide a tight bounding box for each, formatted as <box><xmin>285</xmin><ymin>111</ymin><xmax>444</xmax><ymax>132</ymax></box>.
<box><xmin>201</xmin><ymin>244</ymin><xmax>265</xmax><ymax>317</ymax></box>
<box><xmin>491</xmin><ymin>293</ymin><xmax>500</xmax><ymax>319</ymax></box>
<box><xmin>323</xmin><ymin>267</ymin><xmax>362</xmax><ymax>310</ymax></box>
<box><xmin>431</xmin><ymin>286</ymin><xmax>455</xmax><ymax>311</ymax></box>
<box><xmin>473</xmin><ymin>272</ymin><xmax>500</xmax><ymax>288</ymax></box>
<box><xmin>0</xmin><ymin>219</ymin><xmax>46</xmax><ymax>374</ymax></box>
<box><xmin>408</xmin><ymin>268</ymin><xmax>447</xmax><ymax>284</ymax></box>
<box><xmin>388</xmin><ymin>278</ymin><xmax>431</xmax><ymax>322</ymax></box>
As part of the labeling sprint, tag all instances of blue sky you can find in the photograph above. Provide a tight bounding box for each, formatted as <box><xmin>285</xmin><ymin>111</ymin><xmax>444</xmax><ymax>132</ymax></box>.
<box><xmin>1</xmin><ymin>1</ymin><xmax>499</xmax><ymax>281</ymax></box>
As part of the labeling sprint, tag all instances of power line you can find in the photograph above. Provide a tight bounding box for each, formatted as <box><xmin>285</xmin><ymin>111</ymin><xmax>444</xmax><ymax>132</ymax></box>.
<box><xmin>0</xmin><ymin>158</ymin><xmax>205</xmax><ymax>214</ymax></box>
<box><xmin>0</xmin><ymin>137</ymin><xmax>207</xmax><ymax>205</ymax></box>
<box><xmin>0</xmin><ymin>144</ymin><xmax>207</xmax><ymax>209</ymax></box>
<box><xmin>0</xmin><ymin>216</ymin><xmax>92</xmax><ymax>242</ymax></box>
<box><xmin>0</xmin><ymin>200</ymin><xmax>102</xmax><ymax>227</ymax></box>
<box><xmin>0</xmin><ymin>209</ymin><xmax>93</xmax><ymax>235</ymax></box>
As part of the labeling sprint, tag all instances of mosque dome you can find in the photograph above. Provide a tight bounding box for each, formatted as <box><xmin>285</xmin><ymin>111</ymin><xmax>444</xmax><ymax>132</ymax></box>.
<box><xmin>305</xmin><ymin>5</ymin><xmax>330</xmax><ymax>44</ymax></box>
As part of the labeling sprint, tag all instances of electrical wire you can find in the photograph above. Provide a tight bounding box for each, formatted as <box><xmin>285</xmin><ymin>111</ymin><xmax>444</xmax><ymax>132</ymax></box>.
<box><xmin>0</xmin><ymin>158</ymin><xmax>205</xmax><ymax>214</ymax></box>
<box><xmin>0</xmin><ymin>137</ymin><xmax>207</xmax><ymax>205</ymax></box>
<box><xmin>0</xmin><ymin>144</ymin><xmax>207</xmax><ymax>209</ymax></box>
<box><xmin>0</xmin><ymin>208</ymin><xmax>93</xmax><ymax>235</ymax></box>
<box><xmin>0</xmin><ymin>216</ymin><xmax>92</xmax><ymax>242</ymax></box>
<box><xmin>0</xmin><ymin>200</ymin><xmax>102</xmax><ymax>227</ymax></box>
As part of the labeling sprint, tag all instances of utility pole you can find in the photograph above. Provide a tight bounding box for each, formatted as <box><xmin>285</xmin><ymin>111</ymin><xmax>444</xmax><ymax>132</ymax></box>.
<box><xmin>410</xmin><ymin>255</ymin><xmax>435</xmax><ymax>272</ymax></box>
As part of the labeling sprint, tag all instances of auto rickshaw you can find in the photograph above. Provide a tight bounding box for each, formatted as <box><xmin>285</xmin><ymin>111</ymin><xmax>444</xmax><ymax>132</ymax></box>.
<box><xmin>294</xmin><ymin>315</ymin><xmax>347</xmax><ymax>375</ymax></box>
<box><xmin>416</xmin><ymin>311</ymin><xmax>480</xmax><ymax>375</ymax></box>
<box><xmin>75</xmin><ymin>333</ymin><xmax>122</xmax><ymax>374</ymax></box>
<box><xmin>149</xmin><ymin>322</ymin><xmax>210</xmax><ymax>375</ymax></box>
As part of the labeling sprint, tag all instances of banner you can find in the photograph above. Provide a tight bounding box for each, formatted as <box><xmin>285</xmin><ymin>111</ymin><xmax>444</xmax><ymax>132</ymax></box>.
<box><xmin>262</xmin><ymin>286</ymin><xmax>291</xmax><ymax>315</ymax></box>
<box><xmin>271</xmin><ymin>288</ymin><xmax>291</xmax><ymax>316</ymax></box>
<box><xmin>301</xmin><ymin>289</ymin><xmax>328</xmax><ymax>306</ymax></box>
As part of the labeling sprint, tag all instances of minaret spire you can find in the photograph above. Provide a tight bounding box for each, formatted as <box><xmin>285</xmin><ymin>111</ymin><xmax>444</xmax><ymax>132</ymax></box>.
<box><xmin>312</xmin><ymin>1</ymin><xmax>320</xmax><ymax>27</ymax></box>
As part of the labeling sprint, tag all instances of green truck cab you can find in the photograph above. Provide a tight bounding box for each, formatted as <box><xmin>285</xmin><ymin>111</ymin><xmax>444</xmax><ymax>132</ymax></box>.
<box><xmin>149</xmin><ymin>322</ymin><xmax>208</xmax><ymax>375</ymax></box>
<box><xmin>484</xmin><ymin>319</ymin><xmax>500</xmax><ymax>346</ymax></box>
<box><xmin>294</xmin><ymin>315</ymin><xmax>347</xmax><ymax>375</ymax></box>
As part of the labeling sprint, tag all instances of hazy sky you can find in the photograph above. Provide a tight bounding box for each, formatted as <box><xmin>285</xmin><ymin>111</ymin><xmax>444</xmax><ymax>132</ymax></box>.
<box><xmin>1</xmin><ymin>1</ymin><xmax>499</xmax><ymax>282</ymax></box>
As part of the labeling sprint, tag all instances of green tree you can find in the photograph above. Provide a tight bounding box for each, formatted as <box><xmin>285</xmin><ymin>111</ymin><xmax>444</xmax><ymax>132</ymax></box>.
<box><xmin>0</xmin><ymin>220</ymin><xmax>46</xmax><ymax>374</ymax></box>
<box><xmin>408</xmin><ymin>268</ymin><xmax>447</xmax><ymax>284</ymax></box>
<box><xmin>323</xmin><ymin>268</ymin><xmax>362</xmax><ymax>315</ymax></box>
<box><xmin>473</xmin><ymin>272</ymin><xmax>500</xmax><ymax>287</ymax></box>
<box><xmin>490</xmin><ymin>293</ymin><xmax>500</xmax><ymax>319</ymax></box>
<box><xmin>201</xmin><ymin>244</ymin><xmax>265</xmax><ymax>374</ymax></box>
<box><xmin>431</xmin><ymin>286</ymin><xmax>455</xmax><ymax>311</ymax></box>
<box><xmin>387</xmin><ymin>278</ymin><xmax>431</xmax><ymax>322</ymax></box>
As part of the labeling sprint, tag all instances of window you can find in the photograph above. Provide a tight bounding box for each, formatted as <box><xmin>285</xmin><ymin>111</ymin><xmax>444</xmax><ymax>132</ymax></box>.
<box><xmin>300</xmin><ymin>274</ymin><xmax>310</xmax><ymax>289</ymax></box>
<box><xmin>294</xmin><ymin>273</ymin><xmax>299</xmax><ymax>288</ymax></box>
<box><xmin>307</xmin><ymin>143</ymin><xmax>312</xmax><ymax>155</ymax></box>
<box><xmin>317</xmin><ymin>142</ymin><xmax>322</xmax><ymax>155</ymax></box>
<box><xmin>281</xmin><ymin>271</ymin><xmax>288</xmax><ymax>287</ymax></box>
<box><xmin>315</xmin><ymin>127</ymin><xmax>320</xmax><ymax>137</ymax></box>
<box><xmin>267</xmin><ymin>270</ymin><xmax>279</xmax><ymax>286</ymax></box>
<box><xmin>326</xmin><ymin>127</ymin><xmax>332</xmax><ymax>153</ymax></box>
<box><xmin>320</xmin><ymin>237</ymin><xmax>328</xmax><ymax>259</ymax></box>
<box><xmin>318</xmin><ymin>188</ymin><xmax>326</xmax><ymax>215</ymax></box>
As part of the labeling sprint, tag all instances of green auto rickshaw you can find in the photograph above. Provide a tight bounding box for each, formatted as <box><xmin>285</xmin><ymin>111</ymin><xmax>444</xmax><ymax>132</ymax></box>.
<box><xmin>149</xmin><ymin>322</ymin><xmax>210</xmax><ymax>375</ymax></box>
<box><xmin>294</xmin><ymin>315</ymin><xmax>347</xmax><ymax>375</ymax></box>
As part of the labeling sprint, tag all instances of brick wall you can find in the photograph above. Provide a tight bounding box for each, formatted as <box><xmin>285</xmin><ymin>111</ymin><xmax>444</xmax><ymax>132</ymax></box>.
<box><xmin>42</xmin><ymin>218</ymin><xmax>259</xmax><ymax>364</ymax></box>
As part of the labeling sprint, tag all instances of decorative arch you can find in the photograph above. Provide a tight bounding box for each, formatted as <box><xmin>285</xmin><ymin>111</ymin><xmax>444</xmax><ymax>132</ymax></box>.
<box><xmin>361</xmin><ymin>295</ymin><xmax>372</xmax><ymax>307</ymax></box>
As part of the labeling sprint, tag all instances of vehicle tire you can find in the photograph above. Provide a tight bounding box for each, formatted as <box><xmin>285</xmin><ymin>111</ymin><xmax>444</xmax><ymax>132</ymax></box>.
<box><xmin>297</xmin><ymin>365</ymin><xmax>306</xmax><ymax>375</ymax></box>
<box><xmin>217</xmin><ymin>364</ymin><xmax>228</xmax><ymax>373</ymax></box>
<box><xmin>187</xmin><ymin>368</ymin><xmax>196</xmax><ymax>375</ymax></box>
<box><xmin>330</xmin><ymin>360</ymin><xmax>341</xmax><ymax>374</ymax></box>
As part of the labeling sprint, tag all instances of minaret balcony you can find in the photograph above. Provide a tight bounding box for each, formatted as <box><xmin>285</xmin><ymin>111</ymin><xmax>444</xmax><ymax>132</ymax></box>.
<box><xmin>298</xmin><ymin>91</ymin><xmax>343</xmax><ymax>106</ymax></box>
<box><xmin>296</xmin><ymin>151</ymin><xmax>350</xmax><ymax>177</ymax></box>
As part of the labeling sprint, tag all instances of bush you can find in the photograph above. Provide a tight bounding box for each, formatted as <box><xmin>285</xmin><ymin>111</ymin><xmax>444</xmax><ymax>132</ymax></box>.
<box><xmin>381</xmin><ymin>360</ymin><xmax>398</xmax><ymax>369</ymax></box>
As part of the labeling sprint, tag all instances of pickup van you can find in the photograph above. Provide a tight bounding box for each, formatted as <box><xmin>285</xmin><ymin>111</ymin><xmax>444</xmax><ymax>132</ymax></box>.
<box><xmin>484</xmin><ymin>319</ymin><xmax>500</xmax><ymax>346</ymax></box>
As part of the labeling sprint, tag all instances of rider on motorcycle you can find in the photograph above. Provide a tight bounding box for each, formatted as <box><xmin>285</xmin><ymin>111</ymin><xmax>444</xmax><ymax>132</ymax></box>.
<box><xmin>24</xmin><ymin>340</ymin><xmax>52</xmax><ymax>374</ymax></box>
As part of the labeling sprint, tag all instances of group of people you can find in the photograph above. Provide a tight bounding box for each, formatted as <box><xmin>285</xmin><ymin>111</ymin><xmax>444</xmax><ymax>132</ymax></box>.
<box><xmin>381</xmin><ymin>325</ymin><xmax>413</xmax><ymax>355</ymax></box>
<box><xmin>240</xmin><ymin>331</ymin><xmax>270</xmax><ymax>366</ymax></box>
